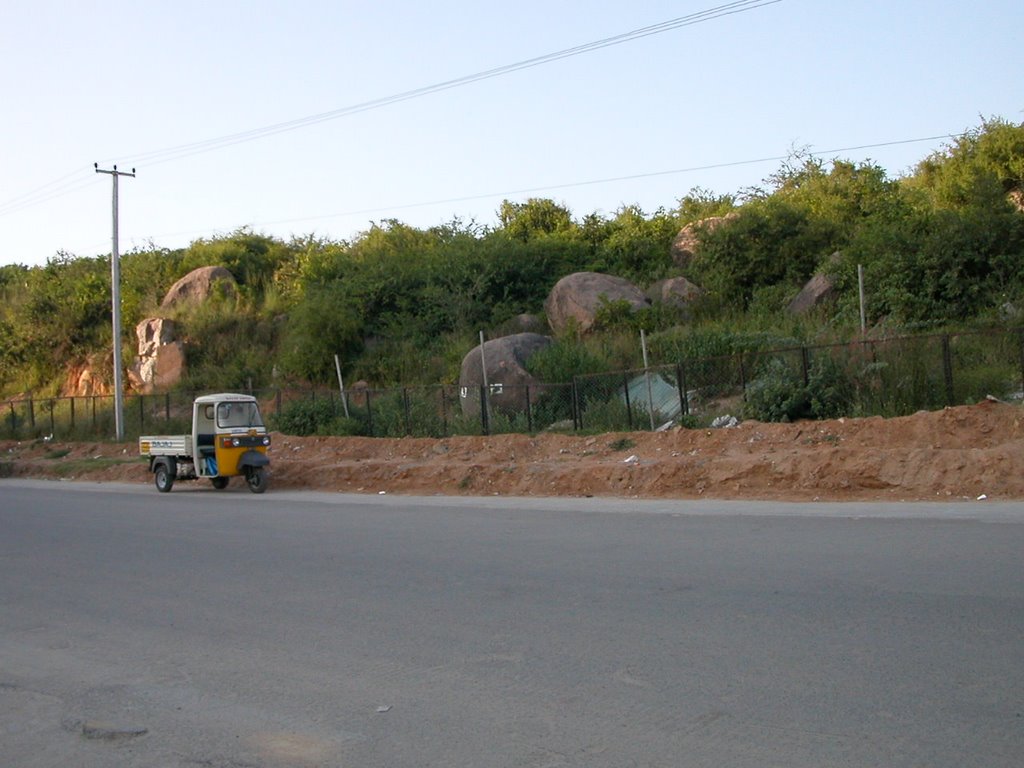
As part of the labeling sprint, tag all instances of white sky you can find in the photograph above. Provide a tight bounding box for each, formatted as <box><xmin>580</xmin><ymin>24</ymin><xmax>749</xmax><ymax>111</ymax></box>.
<box><xmin>1</xmin><ymin>0</ymin><xmax>1022</xmax><ymax>267</ymax></box>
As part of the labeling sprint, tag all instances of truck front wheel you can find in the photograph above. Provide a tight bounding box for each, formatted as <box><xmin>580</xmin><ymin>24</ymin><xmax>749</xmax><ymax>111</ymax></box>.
<box><xmin>154</xmin><ymin>460</ymin><xmax>175</xmax><ymax>493</ymax></box>
<box><xmin>245</xmin><ymin>466</ymin><xmax>268</xmax><ymax>494</ymax></box>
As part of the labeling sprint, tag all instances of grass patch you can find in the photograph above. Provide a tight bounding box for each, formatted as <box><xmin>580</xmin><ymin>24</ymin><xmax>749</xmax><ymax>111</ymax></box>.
<box><xmin>608</xmin><ymin>437</ymin><xmax>636</xmax><ymax>452</ymax></box>
<box><xmin>45</xmin><ymin>448</ymin><xmax>72</xmax><ymax>459</ymax></box>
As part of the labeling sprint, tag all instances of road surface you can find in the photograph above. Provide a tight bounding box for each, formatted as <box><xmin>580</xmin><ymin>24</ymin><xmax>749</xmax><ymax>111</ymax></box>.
<box><xmin>2</xmin><ymin>479</ymin><xmax>1022</xmax><ymax>767</ymax></box>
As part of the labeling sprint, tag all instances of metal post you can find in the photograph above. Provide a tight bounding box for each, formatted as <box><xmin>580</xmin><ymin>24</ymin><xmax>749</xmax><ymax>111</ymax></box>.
<box><xmin>478</xmin><ymin>331</ymin><xmax>490</xmax><ymax>428</ymax></box>
<box><xmin>525</xmin><ymin>385</ymin><xmax>533</xmax><ymax>433</ymax></box>
<box><xmin>94</xmin><ymin>164</ymin><xmax>135</xmax><ymax>441</ymax></box>
<box><xmin>403</xmin><ymin>388</ymin><xmax>411</xmax><ymax>436</ymax></box>
<box><xmin>858</xmin><ymin>264</ymin><xmax>866</xmax><ymax>335</ymax></box>
<box><xmin>623</xmin><ymin>373</ymin><xmax>633</xmax><ymax>430</ymax></box>
<box><xmin>571</xmin><ymin>377</ymin><xmax>581</xmax><ymax>431</ymax></box>
<box><xmin>479</xmin><ymin>385</ymin><xmax>490</xmax><ymax>435</ymax></box>
<box><xmin>942</xmin><ymin>334</ymin><xmax>955</xmax><ymax>406</ymax></box>
<box><xmin>676</xmin><ymin>363</ymin><xmax>689</xmax><ymax>417</ymax></box>
<box><xmin>641</xmin><ymin>329</ymin><xmax>655</xmax><ymax>430</ymax></box>
<box><xmin>334</xmin><ymin>354</ymin><xmax>350</xmax><ymax>418</ymax></box>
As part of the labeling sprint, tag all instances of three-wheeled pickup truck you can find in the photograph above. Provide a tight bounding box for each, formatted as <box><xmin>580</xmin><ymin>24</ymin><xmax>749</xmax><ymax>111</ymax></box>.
<box><xmin>139</xmin><ymin>392</ymin><xmax>271</xmax><ymax>493</ymax></box>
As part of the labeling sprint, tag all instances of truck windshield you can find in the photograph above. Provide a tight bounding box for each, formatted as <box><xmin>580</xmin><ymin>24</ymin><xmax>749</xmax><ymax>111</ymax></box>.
<box><xmin>216</xmin><ymin>402</ymin><xmax>264</xmax><ymax>429</ymax></box>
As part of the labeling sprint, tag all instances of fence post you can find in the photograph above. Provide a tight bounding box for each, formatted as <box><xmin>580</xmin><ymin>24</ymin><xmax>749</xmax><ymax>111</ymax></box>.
<box><xmin>403</xmin><ymin>388</ymin><xmax>411</xmax><ymax>436</ymax></box>
<box><xmin>571</xmin><ymin>377</ymin><xmax>581</xmax><ymax>431</ymax></box>
<box><xmin>524</xmin><ymin>385</ymin><xmax>534</xmax><ymax>433</ymax></box>
<box><xmin>440</xmin><ymin>387</ymin><xmax>449</xmax><ymax>438</ymax></box>
<box><xmin>91</xmin><ymin>396</ymin><xmax>97</xmax><ymax>430</ymax></box>
<box><xmin>139</xmin><ymin>394</ymin><xmax>145</xmax><ymax>435</ymax></box>
<box><xmin>1018</xmin><ymin>329</ymin><xmax>1024</xmax><ymax>399</ymax></box>
<box><xmin>738</xmin><ymin>354</ymin><xmax>747</xmax><ymax>399</ymax></box>
<box><xmin>365</xmin><ymin>390</ymin><xmax>374</xmax><ymax>437</ymax></box>
<box><xmin>48</xmin><ymin>399</ymin><xmax>55</xmax><ymax>436</ymax></box>
<box><xmin>28</xmin><ymin>396</ymin><xmax>34</xmax><ymax>430</ymax></box>
<box><xmin>622</xmin><ymin>373</ymin><xmax>633</xmax><ymax>430</ymax></box>
<box><xmin>70</xmin><ymin>397</ymin><xmax>76</xmax><ymax>432</ymax></box>
<box><xmin>676</xmin><ymin>363</ymin><xmax>689</xmax><ymax>417</ymax></box>
<box><xmin>800</xmin><ymin>347</ymin><xmax>810</xmax><ymax>388</ymax></box>
<box><xmin>276</xmin><ymin>389</ymin><xmax>282</xmax><ymax>416</ymax></box>
<box><xmin>479</xmin><ymin>385</ymin><xmax>490</xmax><ymax>436</ymax></box>
<box><xmin>941</xmin><ymin>334</ymin><xmax>955</xmax><ymax>406</ymax></box>
<box><xmin>8</xmin><ymin>402</ymin><xmax>14</xmax><ymax>435</ymax></box>
<box><xmin>165</xmin><ymin>392</ymin><xmax>171</xmax><ymax>424</ymax></box>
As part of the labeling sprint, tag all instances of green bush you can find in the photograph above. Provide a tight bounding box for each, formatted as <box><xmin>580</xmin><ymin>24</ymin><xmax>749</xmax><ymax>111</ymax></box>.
<box><xmin>743</xmin><ymin>356</ymin><xmax>854</xmax><ymax>422</ymax></box>
<box><xmin>271</xmin><ymin>397</ymin><xmax>364</xmax><ymax>437</ymax></box>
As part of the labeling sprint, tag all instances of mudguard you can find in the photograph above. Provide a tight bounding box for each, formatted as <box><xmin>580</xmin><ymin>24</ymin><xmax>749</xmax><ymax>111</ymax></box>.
<box><xmin>238</xmin><ymin>449</ymin><xmax>270</xmax><ymax>469</ymax></box>
<box><xmin>151</xmin><ymin>455</ymin><xmax>177</xmax><ymax>475</ymax></box>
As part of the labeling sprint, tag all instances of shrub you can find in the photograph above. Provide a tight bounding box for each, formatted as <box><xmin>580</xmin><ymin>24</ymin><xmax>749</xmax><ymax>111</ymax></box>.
<box><xmin>271</xmin><ymin>397</ymin><xmax>364</xmax><ymax>437</ymax></box>
<box><xmin>743</xmin><ymin>356</ymin><xmax>854</xmax><ymax>422</ymax></box>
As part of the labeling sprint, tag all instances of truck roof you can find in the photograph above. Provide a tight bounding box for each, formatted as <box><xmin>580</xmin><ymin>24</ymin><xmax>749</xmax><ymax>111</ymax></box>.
<box><xmin>193</xmin><ymin>392</ymin><xmax>259</xmax><ymax>405</ymax></box>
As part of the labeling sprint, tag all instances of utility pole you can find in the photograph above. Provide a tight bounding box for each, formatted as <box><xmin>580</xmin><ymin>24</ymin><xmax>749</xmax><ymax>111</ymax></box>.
<box><xmin>94</xmin><ymin>163</ymin><xmax>135</xmax><ymax>441</ymax></box>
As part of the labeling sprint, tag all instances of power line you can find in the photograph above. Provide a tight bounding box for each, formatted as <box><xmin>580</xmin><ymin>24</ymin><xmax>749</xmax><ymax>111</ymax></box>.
<box><xmin>57</xmin><ymin>130</ymin><xmax>961</xmax><ymax>256</ymax></box>
<box><xmin>0</xmin><ymin>2</ymin><xmax>780</xmax><ymax>222</ymax></box>
<box><xmin>111</xmin><ymin>1</ymin><xmax>782</xmax><ymax>167</ymax></box>
<box><xmin>248</xmin><ymin>133</ymin><xmax>958</xmax><ymax>228</ymax></box>
<box><xmin>0</xmin><ymin>168</ymin><xmax>98</xmax><ymax>217</ymax></box>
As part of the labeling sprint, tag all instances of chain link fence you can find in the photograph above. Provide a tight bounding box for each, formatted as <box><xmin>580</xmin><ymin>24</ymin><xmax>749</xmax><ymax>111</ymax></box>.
<box><xmin>3</xmin><ymin>329</ymin><xmax>1022</xmax><ymax>442</ymax></box>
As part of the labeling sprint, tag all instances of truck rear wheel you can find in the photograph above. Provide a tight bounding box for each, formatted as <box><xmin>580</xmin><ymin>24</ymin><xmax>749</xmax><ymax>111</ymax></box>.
<box><xmin>154</xmin><ymin>461</ymin><xmax>175</xmax><ymax>493</ymax></box>
<box><xmin>211</xmin><ymin>476</ymin><xmax>229</xmax><ymax>490</ymax></box>
<box><xmin>246</xmin><ymin>466</ymin><xmax>268</xmax><ymax>494</ymax></box>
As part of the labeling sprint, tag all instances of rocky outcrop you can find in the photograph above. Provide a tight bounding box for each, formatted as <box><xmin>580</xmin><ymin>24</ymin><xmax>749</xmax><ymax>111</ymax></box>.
<box><xmin>129</xmin><ymin>318</ymin><xmax>186</xmax><ymax>393</ymax></box>
<box><xmin>1010</xmin><ymin>188</ymin><xmax>1024</xmax><ymax>214</ymax></box>
<box><xmin>670</xmin><ymin>213</ymin><xmax>738</xmax><ymax>270</ymax></box>
<box><xmin>459</xmin><ymin>332</ymin><xmax>552</xmax><ymax>417</ymax></box>
<box><xmin>646</xmin><ymin>277</ymin><xmax>704</xmax><ymax>311</ymax></box>
<box><xmin>544</xmin><ymin>272</ymin><xmax>649</xmax><ymax>335</ymax></box>
<box><xmin>160</xmin><ymin>266</ymin><xmax>236</xmax><ymax>310</ymax></box>
<box><xmin>62</xmin><ymin>354</ymin><xmax>111</xmax><ymax>397</ymax></box>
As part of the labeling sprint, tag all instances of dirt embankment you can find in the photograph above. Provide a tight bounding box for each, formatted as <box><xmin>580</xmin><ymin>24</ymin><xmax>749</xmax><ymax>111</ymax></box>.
<box><xmin>2</xmin><ymin>401</ymin><xmax>1022</xmax><ymax>501</ymax></box>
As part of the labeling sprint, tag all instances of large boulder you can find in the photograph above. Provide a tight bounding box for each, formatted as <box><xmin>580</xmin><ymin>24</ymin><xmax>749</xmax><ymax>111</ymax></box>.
<box><xmin>129</xmin><ymin>317</ymin><xmax>186</xmax><ymax>393</ymax></box>
<box><xmin>544</xmin><ymin>272</ymin><xmax>649</xmax><ymax>335</ymax></box>
<box><xmin>459</xmin><ymin>332</ymin><xmax>552</xmax><ymax>417</ymax></box>
<box><xmin>670</xmin><ymin>213</ymin><xmax>737</xmax><ymax>270</ymax></box>
<box><xmin>787</xmin><ymin>273</ymin><xmax>837</xmax><ymax>315</ymax></box>
<box><xmin>646</xmin><ymin>276</ymin><xmax>704</xmax><ymax>311</ymax></box>
<box><xmin>161</xmin><ymin>266</ymin><xmax>236</xmax><ymax>310</ymax></box>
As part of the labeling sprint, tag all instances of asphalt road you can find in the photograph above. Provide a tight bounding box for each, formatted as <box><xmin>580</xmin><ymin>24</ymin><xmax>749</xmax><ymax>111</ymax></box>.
<box><xmin>2</xmin><ymin>479</ymin><xmax>1022</xmax><ymax>767</ymax></box>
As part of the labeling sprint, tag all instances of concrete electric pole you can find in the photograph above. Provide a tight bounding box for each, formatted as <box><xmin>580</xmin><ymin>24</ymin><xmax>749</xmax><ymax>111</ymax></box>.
<box><xmin>94</xmin><ymin>163</ymin><xmax>135</xmax><ymax>441</ymax></box>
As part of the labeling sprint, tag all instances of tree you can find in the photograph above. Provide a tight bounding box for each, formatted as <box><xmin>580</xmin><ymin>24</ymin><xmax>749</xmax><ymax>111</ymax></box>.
<box><xmin>908</xmin><ymin>117</ymin><xmax>1024</xmax><ymax>210</ymax></box>
<box><xmin>497</xmin><ymin>198</ymin><xmax>575</xmax><ymax>241</ymax></box>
